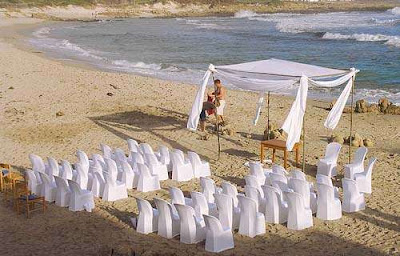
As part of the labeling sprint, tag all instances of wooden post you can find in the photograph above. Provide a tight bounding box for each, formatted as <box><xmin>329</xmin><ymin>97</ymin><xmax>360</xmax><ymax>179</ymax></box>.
<box><xmin>212</xmin><ymin>73</ymin><xmax>221</xmax><ymax>160</ymax></box>
<box><xmin>302</xmin><ymin>114</ymin><xmax>306</xmax><ymax>172</ymax></box>
<box><xmin>349</xmin><ymin>75</ymin><xmax>355</xmax><ymax>164</ymax></box>
<box><xmin>267</xmin><ymin>92</ymin><xmax>270</xmax><ymax>140</ymax></box>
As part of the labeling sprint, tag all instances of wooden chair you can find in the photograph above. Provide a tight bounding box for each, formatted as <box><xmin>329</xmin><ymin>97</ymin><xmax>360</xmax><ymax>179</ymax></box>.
<box><xmin>14</xmin><ymin>180</ymin><xmax>46</xmax><ymax>218</ymax></box>
<box><xmin>2</xmin><ymin>171</ymin><xmax>23</xmax><ymax>203</ymax></box>
<box><xmin>0</xmin><ymin>163</ymin><xmax>11</xmax><ymax>192</ymax></box>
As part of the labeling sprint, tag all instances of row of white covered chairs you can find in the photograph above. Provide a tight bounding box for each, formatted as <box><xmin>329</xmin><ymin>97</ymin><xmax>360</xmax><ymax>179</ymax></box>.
<box><xmin>317</xmin><ymin>143</ymin><xmax>374</xmax><ymax>182</ymax></box>
<box><xmin>103</xmin><ymin>139</ymin><xmax>211</xmax><ymax>183</ymax></box>
<box><xmin>317</xmin><ymin>143</ymin><xmax>377</xmax><ymax>195</ymax></box>
<box><xmin>30</xmin><ymin>152</ymin><xmax>129</xmax><ymax>202</ymax></box>
<box><xmin>25</xmin><ymin>167</ymin><xmax>95</xmax><ymax>212</ymax></box>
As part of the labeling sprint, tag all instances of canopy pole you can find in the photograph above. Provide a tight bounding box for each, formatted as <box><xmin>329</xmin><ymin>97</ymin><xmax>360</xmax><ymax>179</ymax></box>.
<box><xmin>302</xmin><ymin>114</ymin><xmax>306</xmax><ymax>172</ymax></box>
<box><xmin>349</xmin><ymin>75</ymin><xmax>355</xmax><ymax>164</ymax></box>
<box><xmin>267</xmin><ymin>91</ymin><xmax>270</xmax><ymax>140</ymax></box>
<box><xmin>212</xmin><ymin>72</ymin><xmax>221</xmax><ymax>160</ymax></box>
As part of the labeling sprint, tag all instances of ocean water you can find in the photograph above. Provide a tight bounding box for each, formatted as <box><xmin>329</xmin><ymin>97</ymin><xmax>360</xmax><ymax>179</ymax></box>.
<box><xmin>30</xmin><ymin>8</ymin><xmax>400</xmax><ymax>104</ymax></box>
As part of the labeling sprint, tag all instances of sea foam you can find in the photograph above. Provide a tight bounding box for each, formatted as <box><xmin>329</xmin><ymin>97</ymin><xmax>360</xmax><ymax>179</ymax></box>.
<box><xmin>322</xmin><ymin>32</ymin><xmax>400</xmax><ymax>48</ymax></box>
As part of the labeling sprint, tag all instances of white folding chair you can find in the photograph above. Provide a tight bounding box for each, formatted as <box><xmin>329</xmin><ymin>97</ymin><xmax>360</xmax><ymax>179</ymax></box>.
<box><xmin>203</xmin><ymin>214</ymin><xmax>234</xmax><ymax>253</ymax></box>
<box><xmin>191</xmin><ymin>191</ymin><xmax>218</xmax><ymax>219</ymax></box>
<box><xmin>288</xmin><ymin>178</ymin><xmax>317</xmax><ymax>214</ymax></box>
<box><xmin>214</xmin><ymin>193</ymin><xmax>239</xmax><ymax>230</ymax></box>
<box><xmin>200</xmin><ymin>177</ymin><xmax>220</xmax><ymax>204</ymax></box>
<box><xmin>262</xmin><ymin>185</ymin><xmax>288</xmax><ymax>224</ymax></box>
<box><xmin>133</xmin><ymin>197</ymin><xmax>158</xmax><ymax>234</ymax></box>
<box><xmin>25</xmin><ymin>169</ymin><xmax>42</xmax><ymax>195</ymax></box>
<box><xmin>68</xmin><ymin>180</ymin><xmax>95</xmax><ymax>212</ymax></box>
<box><xmin>127</xmin><ymin>139</ymin><xmax>140</xmax><ymax>153</ymax></box>
<box><xmin>100</xmin><ymin>143</ymin><xmax>114</xmax><ymax>159</ymax></box>
<box><xmin>38</xmin><ymin>172</ymin><xmax>57</xmax><ymax>202</ymax></box>
<box><xmin>29</xmin><ymin>154</ymin><xmax>46</xmax><ymax>173</ymax></box>
<box><xmin>74</xmin><ymin>163</ymin><xmax>88</xmax><ymax>190</ymax></box>
<box><xmin>317</xmin><ymin>142</ymin><xmax>342</xmax><ymax>176</ymax></box>
<box><xmin>221</xmin><ymin>181</ymin><xmax>242</xmax><ymax>208</ymax></box>
<box><xmin>344</xmin><ymin>147</ymin><xmax>368</xmax><ymax>179</ymax></box>
<box><xmin>170</xmin><ymin>151</ymin><xmax>194</xmax><ymax>182</ymax></box>
<box><xmin>174</xmin><ymin>203</ymin><xmax>206</xmax><ymax>244</ymax></box>
<box><xmin>154</xmin><ymin>198</ymin><xmax>180</xmax><ymax>239</ymax></box>
<box><xmin>354</xmin><ymin>157</ymin><xmax>376</xmax><ymax>194</ymax></box>
<box><xmin>249</xmin><ymin>161</ymin><xmax>270</xmax><ymax>185</ymax></box>
<box><xmin>119</xmin><ymin>161</ymin><xmax>136</xmax><ymax>189</ymax></box>
<box><xmin>61</xmin><ymin>160</ymin><xmax>74</xmax><ymax>180</ymax></box>
<box><xmin>187</xmin><ymin>151</ymin><xmax>211</xmax><ymax>178</ymax></box>
<box><xmin>244</xmin><ymin>175</ymin><xmax>264</xmax><ymax>198</ymax></box>
<box><xmin>144</xmin><ymin>153</ymin><xmax>169</xmax><ymax>181</ymax></box>
<box><xmin>272</xmin><ymin>164</ymin><xmax>289</xmax><ymax>176</ymax></box>
<box><xmin>237</xmin><ymin>195</ymin><xmax>265</xmax><ymax>237</ymax></box>
<box><xmin>285</xmin><ymin>191</ymin><xmax>313</xmax><ymax>230</ymax></box>
<box><xmin>54</xmin><ymin>176</ymin><xmax>71</xmax><ymax>207</ymax></box>
<box><xmin>91</xmin><ymin>172</ymin><xmax>105</xmax><ymax>198</ymax></box>
<box><xmin>342</xmin><ymin>178</ymin><xmax>365</xmax><ymax>212</ymax></box>
<box><xmin>169</xmin><ymin>187</ymin><xmax>192</xmax><ymax>206</ymax></box>
<box><xmin>137</xmin><ymin>163</ymin><xmax>160</xmax><ymax>192</ymax></box>
<box><xmin>102</xmin><ymin>159</ymin><xmax>128</xmax><ymax>202</ymax></box>
<box><xmin>316</xmin><ymin>183</ymin><xmax>342</xmax><ymax>221</ymax></box>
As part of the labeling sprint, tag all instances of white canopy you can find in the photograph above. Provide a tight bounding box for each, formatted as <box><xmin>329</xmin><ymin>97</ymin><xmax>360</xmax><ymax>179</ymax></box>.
<box><xmin>187</xmin><ymin>58</ymin><xmax>358</xmax><ymax>151</ymax></box>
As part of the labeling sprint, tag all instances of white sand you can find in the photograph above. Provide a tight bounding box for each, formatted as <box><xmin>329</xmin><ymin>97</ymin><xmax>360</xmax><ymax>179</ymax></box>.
<box><xmin>0</xmin><ymin>17</ymin><xmax>399</xmax><ymax>256</ymax></box>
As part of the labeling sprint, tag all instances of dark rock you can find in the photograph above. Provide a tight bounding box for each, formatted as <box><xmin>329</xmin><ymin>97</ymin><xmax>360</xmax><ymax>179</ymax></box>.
<box><xmin>378</xmin><ymin>97</ymin><xmax>390</xmax><ymax>112</ymax></box>
<box><xmin>355</xmin><ymin>99</ymin><xmax>368</xmax><ymax>113</ymax></box>
<box><xmin>56</xmin><ymin>111</ymin><xmax>64</xmax><ymax>117</ymax></box>
<box><xmin>107</xmin><ymin>92</ymin><xmax>114</xmax><ymax>96</ymax></box>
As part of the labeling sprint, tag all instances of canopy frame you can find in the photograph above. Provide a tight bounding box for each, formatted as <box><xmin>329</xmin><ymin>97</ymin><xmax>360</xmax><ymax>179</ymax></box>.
<box><xmin>187</xmin><ymin>59</ymin><xmax>358</xmax><ymax>168</ymax></box>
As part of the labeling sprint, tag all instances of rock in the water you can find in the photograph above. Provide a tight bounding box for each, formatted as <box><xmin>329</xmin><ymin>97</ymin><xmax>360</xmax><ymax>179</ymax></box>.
<box><xmin>363</xmin><ymin>138</ymin><xmax>374</xmax><ymax>147</ymax></box>
<box><xmin>56</xmin><ymin>111</ymin><xmax>64</xmax><ymax>117</ymax></box>
<box><xmin>355</xmin><ymin>99</ymin><xmax>368</xmax><ymax>113</ymax></box>
<box><xmin>378</xmin><ymin>97</ymin><xmax>390</xmax><ymax>112</ymax></box>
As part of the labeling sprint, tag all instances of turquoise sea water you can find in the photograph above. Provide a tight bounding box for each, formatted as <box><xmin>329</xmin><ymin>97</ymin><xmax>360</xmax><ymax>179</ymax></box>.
<box><xmin>30</xmin><ymin>8</ymin><xmax>400</xmax><ymax>104</ymax></box>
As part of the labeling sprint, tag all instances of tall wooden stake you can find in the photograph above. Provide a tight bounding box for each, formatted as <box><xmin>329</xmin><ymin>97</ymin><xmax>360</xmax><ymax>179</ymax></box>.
<box><xmin>212</xmin><ymin>72</ymin><xmax>221</xmax><ymax>160</ymax></box>
<box><xmin>302</xmin><ymin>114</ymin><xmax>306</xmax><ymax>172</ymax></box>
<box><xmin>267</xmin><ymin>91</ymin><xmax>270</xmax><ymax>140</ymax></box>
<box><xmin>349</xmin><ymin>76</ymin><xmax>355</xmax><ymax>164</ymax></box>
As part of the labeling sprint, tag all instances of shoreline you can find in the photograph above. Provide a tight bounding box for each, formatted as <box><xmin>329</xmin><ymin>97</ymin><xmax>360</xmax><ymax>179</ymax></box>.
<box><xmin>1</xmin><ymin>1</ymin><xmax>399</xmax><ymax>21</ymax></box>
<box><xmin>0</xmin><ymin>16</ymin><xmax>399</xmax><ymax>256</ymax></box>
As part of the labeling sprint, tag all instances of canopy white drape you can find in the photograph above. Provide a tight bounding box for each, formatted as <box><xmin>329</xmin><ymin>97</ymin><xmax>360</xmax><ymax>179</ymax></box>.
<box><xmin>187</xmin><ymin>59</ymin><xmax>359</xmax><ymax>151</ymax></box>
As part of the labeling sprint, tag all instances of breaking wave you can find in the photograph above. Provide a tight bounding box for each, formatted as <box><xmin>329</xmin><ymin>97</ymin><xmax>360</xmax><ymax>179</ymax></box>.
<box><xmin>389</xmin><ymin>7</ymin><xmax>400</xmax><ymax>15</ymax></box>
<box><xmin>234</xmin><ymin>10</ymin><xmax>257</xmax><ymax>18</ymax></box>
<box><xmin>322</xmin><ymin>32</ymin><xmax>400</xmax><ymax>48</ymax></box>
<box><xmin>111</xmin><ymin>60</ymin><xmax>162</xmax><ymax>72</ymax></box>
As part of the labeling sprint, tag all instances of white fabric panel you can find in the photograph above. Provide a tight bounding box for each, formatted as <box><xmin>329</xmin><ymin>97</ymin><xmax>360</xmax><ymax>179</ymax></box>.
<box><xmin>324</xmin><ymin>77</ymin><xmax>353</xmax><ymax>130</ymax></box>
<box><xmin>187</xmin><ymin>70</ymin><xmax>212</xmax><ymax>131</ymax></box>
<box><xmin>217</xmin><ymin>58</ymin><xmax>347</xmax><ymax>78</ymax></box>
<box><xmin>281</xmin><ymin>76</ymin><xmax>309</xmax><ymax>151</ymax></box>
<box><xmin>253</xmin><ymin>92</ymin><xmax>265</xmax><ymax>125</ymax></box>
<box><xmin>215</xmin><ymin>69</ymin><xmax>296</xmax><ymax>92</ymax></box>
<box><xmin>308</xmin><ymin>69</ymin><xmax>356</xmax><ymax>88</ymax></box>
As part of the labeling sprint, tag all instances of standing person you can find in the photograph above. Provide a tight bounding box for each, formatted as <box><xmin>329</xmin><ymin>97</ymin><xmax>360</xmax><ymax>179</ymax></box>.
<box><xmin>199</xmin><ymin>101</ymin><xmax>216</xmax><ymax>132</ymax></box>
<box><xmin>208</xmin><ymin>79</ymin><xmax>226</xmax><ymax>124</ymax></box>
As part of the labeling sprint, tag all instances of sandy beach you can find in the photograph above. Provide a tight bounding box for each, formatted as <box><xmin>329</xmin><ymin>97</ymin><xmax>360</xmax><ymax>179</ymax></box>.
<box><xmin>0</xmin><ymin>16</ymin><xmax>399</xmax><ymax>256</ymax></box>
